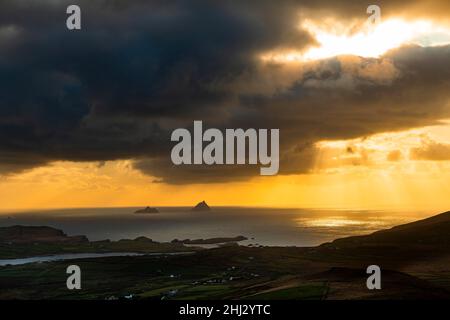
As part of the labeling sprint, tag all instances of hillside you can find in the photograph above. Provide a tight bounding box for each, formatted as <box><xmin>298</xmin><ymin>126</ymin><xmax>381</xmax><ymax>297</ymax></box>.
<box><xmin>0</xmin><ymin>225</ymin><xmax>88</xmax><ymax>244</ymax></box>
<box><xmin>321</xmin><ymin>211</ymin><xmax>450</xmax><ymax>248</ymax></box>
<box><xmin>1</xmin><ymin>211</ymin><xmax>450</xmax><ymax>299</ymax></box>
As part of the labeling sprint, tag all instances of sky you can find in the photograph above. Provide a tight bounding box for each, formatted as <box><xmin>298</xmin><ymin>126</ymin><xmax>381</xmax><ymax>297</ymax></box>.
<box><xmin>0</xmin><ymin>0</ymin><xmax>450</xmax><ymax>210</ymax></box>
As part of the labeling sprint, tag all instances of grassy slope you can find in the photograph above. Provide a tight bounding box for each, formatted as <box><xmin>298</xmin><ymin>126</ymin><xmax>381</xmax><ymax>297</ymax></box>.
<box><xmin>1</xmin><ymin>211</ymin><xmax>450</xmax><ymax>299</ymax></box>
<box><xmin>0</xmin><ymin>239</ymin><xmax>198</xmax><ymax>259</ymax></box>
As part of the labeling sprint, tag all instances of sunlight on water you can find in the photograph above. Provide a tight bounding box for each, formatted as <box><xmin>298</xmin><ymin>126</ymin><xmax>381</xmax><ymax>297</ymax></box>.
<box><xmin>0</xmin><ymin>207</ymin><xmax>436</xmax><ymax>247</ymax></box>
<box><xmin>298</xmin><ymin>217</ymin><xmax>369</xmax><ymax>228</ymax></box>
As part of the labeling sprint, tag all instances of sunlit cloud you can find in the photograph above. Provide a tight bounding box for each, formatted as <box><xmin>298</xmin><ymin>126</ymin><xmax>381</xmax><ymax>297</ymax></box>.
<box><xmin>1</xmin><ymin>1</ymin><xmax>450</xmax><ymax>210</ymax></box>
<box><xmin>305</xmin><ymin>121</ymin><xmax>450</xmax><ymax>181</ymax></box>
<box><xmin>261</xmin><ymin>18</ymin><xmax>450</xmax><ymax>63</ymax></box>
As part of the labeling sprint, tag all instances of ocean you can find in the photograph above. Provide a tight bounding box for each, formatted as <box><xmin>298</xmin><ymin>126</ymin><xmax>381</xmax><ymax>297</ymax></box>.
<box><xmin>0</xmin><ymin>207</ymin><xmax>436</xmax><ymax>247</ymax></box>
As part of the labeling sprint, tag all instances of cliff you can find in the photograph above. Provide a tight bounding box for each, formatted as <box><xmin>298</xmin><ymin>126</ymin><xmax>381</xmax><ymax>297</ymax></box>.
<box><xmin>0</xmin><ymin>225</ymin><xmax>88</xmax><ymax>244</ymax></box>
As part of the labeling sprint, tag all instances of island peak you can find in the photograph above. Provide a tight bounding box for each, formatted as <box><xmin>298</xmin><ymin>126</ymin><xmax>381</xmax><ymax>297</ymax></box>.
<box><xmin>134</xmin><ymin>206</ymin><xmax>159</xmax><ymax>214</ymax></box>
<box><xmin>192</xmin><ymin>201</ymin><xmax>211</xmax><ymax>211</ymax></box>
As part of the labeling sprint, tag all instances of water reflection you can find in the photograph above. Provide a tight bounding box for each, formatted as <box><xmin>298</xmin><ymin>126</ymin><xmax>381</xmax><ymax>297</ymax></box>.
<box><xmin>0</xmin><ymin>207</ymin><xmax>435</xmax><ymax>247</ymax></box>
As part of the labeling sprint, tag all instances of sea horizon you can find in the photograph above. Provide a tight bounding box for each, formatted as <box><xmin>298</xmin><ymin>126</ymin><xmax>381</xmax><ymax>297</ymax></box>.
<box><xmin>0</xmin><ymin>206</ymin><xmax>440</xmax><ymax>247</ymax></box>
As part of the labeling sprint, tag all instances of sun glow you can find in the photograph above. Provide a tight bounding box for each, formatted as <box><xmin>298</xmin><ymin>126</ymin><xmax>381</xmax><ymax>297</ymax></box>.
<box><xmin>298</xmin><ymin>217</ymin><xmax>366</xmax><ymax>228</ymax></box>
<box><xmin>261</xmin><ymin>19</ymin><xmax>450</xmax><ymax>63</ymax></box>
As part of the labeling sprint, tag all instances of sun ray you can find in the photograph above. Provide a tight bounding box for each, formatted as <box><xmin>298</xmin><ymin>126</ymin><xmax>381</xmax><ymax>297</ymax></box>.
<box><xmin>261</xmin><ymin>18</ymin><xmax>450</xmax><ymax>63</ymax></box>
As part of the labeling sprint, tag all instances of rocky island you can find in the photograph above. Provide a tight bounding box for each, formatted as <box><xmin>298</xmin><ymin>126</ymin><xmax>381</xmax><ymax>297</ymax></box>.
<box><xmin>191</xmin><ymin>201</ymin><xmax>211</xmax><ymax>211</ymax></box>
<box><xmin>134</xmin><ymin>207</ymin><xmax>159</xmax><ymax>214</ymax></box>
<box><xmin>171</xmin><ymin>236</ymin><xmax>247</xmax><ymax>245</ymax></box>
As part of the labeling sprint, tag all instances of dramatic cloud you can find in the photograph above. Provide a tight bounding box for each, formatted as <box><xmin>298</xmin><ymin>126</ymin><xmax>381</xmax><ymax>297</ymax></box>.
<box><xmin>108</xmin><ymin>45</ymin><xmax>450</xmax><ymax>183</ymax></box>
<box><xmin>0</xmin><ymin>0</ymin><xmax>449</xmax><ymax>183</ymax></box>
<box><xmin>410</xmin><ymin>139</ymin><xmax>450</xmax><ymax>161</ymax></box>
<box><xmin>0</xmin><ymin>0</ymin><xmax>313</xmax><ymax>170</ymax></box>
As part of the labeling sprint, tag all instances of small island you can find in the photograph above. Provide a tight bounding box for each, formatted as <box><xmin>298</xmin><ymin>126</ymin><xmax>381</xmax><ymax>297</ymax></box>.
<box><xmin>191</xmin><ymin>201</ymin><xmax>211</xmax><ymax>211</ymax></box>
<box><xmin>171</xmin><ymin>236</ymin><xmax>247</xmax><ymax>245</ymax></box>
<box><xmin>134</xmin><ymin>207</ymin><xmax>159</xmax><ymax>214</ymax></box>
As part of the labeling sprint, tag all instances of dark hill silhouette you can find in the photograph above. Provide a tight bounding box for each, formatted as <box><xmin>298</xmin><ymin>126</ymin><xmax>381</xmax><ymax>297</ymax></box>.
<box><xmin>2</xmin><ymin>211</ymin><xmax>450</xmax><ymax>299</ymax></box>
<box><xmin>0</xmin><ymin>225</ymin><xmax>88</xmax><ymax>244</ymax></box>
<box><xmin>306</xmin><ymin>267</ymin><xmax>450</xmax><ymax>299</ymax></box>
<box><xmin>321</xmin><ymin>211</ymin><xmax>450</xmax><ymax>249</ymax></box>
<box><xmin>192</xmin><ymin>201</ymin><xmax>211</xmax><ymax>211</ymax></box>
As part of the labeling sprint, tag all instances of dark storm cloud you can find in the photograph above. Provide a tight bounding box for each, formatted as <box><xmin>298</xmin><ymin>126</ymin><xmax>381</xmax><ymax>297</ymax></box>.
<box><xmin>0</xmin><ymin>0</ymin><xmax>312</xmax><ymax>171</ymax></box>
<box><xmin>0</xmin><ymin>1</ymin><xmax>449</xmax><ymax>183</ymax></box>
<box><xmin>279</xmin><ymin>0</ymin><xmax>450</xmax><ymax>24</ymax></box>
<box><xmin>237</xmin><ymin>45</ymin><xmax>450</xmax><ymax>143</ymax></box>
<box><xmin>0</xmin><ymin>154</ymin><xmax>47</xmax><ymax>176</ymax></box>
<box><xmin>138</xmin><ymin>45</ymin><xmax>450</xmax><ymax>183</ymax></box>
<box><xmin>134</xmin><ymin>141</ymin><xmax>318</xmax><ymax>184</ymax></box>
